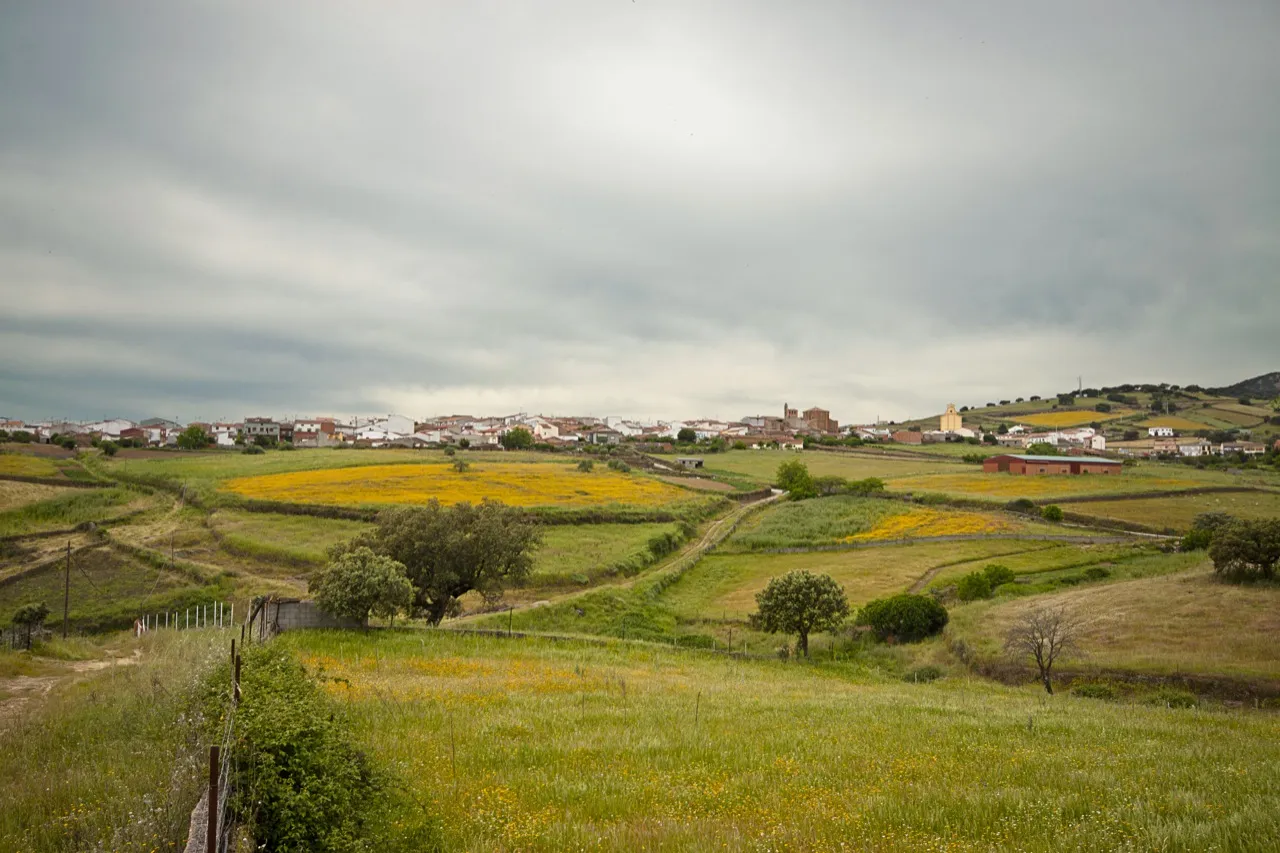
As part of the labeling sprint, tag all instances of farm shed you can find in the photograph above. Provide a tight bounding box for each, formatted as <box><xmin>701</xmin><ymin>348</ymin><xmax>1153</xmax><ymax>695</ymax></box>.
<box><xmin>981</xmin><ymin>454</ymin><xmax>1122</xmax><ymax>475</ymax></box>
<box><xmin>677</xmin><ymin>457</ymin><xmax>704</xmax><ymax>469</ymax></box>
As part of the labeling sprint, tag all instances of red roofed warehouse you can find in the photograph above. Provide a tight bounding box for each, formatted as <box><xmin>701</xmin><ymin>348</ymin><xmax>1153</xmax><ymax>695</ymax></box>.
<box><xmin>982</xmin><ymin>454</ymin><xmax>1122</xmax><ymax>475</ymax></box>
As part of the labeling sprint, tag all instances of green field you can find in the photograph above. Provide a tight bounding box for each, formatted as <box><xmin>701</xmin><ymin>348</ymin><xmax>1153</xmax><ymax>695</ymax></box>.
<box><xmin>664</xmin><ymin>449</ymin><xmax>964</xmax><ymax>486</ymax></box>
<box><xmin>277</xmin><ymin>629</ymin><xmax>1280</xmax><ymax>851</ymax></box>
<box><xmin>921</xmin><ymin>541</ymin><xmax>1164</xmax><ymax>591</ymax></box>
<box><xmin>209</xmin><ymin>508</ymin><xmax>372</xmax><ymax>568</ymax></box>
<box><xmin>724</xmin><ymin>495</ymin><xmax>1088</xmax><ymax>551</ymax></box>
<box><xmin>529</xmin><ymin>522</ymin><xmax>686</xmax><ymax>586</ymax></box>
<box><xmin>0</xmin><ymin>487</ymin><xmax>141</xmax><ymax>538</ymax></box>
<box><xmin>1068</xmin><ymin>490</ymin><xmax>1280</xmax><ymax>531</ymax></box>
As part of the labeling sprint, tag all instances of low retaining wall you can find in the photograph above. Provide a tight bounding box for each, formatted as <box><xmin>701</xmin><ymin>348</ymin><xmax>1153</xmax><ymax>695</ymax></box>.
<box><xmin>265</xmin><ymin>599</ymin><xmax>364</xmax><ymax>633</ymax></box>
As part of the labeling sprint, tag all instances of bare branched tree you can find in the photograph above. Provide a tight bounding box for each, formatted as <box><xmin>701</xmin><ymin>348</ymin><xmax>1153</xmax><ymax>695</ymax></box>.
<box><xmin>1003</xmin><ymin>605</ymin><xmax>1082</xmax><ymax>695</ymax></box>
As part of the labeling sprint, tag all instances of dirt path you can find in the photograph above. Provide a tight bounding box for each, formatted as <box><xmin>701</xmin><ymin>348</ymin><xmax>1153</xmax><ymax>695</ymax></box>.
<box><xmin>0</xmin><ymin>649</ymin><xmax>140</xmax><ymax>728</ymax></box>
<box><xmin>454</xmin><ymin>491</ymin><xmax>785</xmax><ymax>623</ymax></box>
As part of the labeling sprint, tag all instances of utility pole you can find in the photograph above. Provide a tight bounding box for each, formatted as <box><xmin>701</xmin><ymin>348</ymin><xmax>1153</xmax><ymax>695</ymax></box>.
<box><xmin>63</xmin><ymin>541</ymin><xmax>71</xmax><ymax>639</ymax></box>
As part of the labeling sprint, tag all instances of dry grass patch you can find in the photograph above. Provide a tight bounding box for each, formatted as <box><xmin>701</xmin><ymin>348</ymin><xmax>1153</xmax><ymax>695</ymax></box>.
<box><xmin>1017</xmin><ymin>410</ymin><xmax>1133</xmax><ymax>427</ymax></box>
<box><xmin>0</xmin><ymin>480</ymin><xmax>73</xmax><ymax>512</ymax></box>
<box><xmin>886</xmin><ymin>471</ymin><xmax>1204</xmax><ymax>500</ymax></box>
<box><xmin>1137</xmin><ymin>416</ymin><xmax>1212</xmax><ymax>431</ymax></box>
<box><xmin>953</xmin><ymin>565</ymin><xmax>1280</xmax><ymax>682</ymax></box>
<box><xmin>1071</xmin><ymin>491</ymin><xmax>1280</xmax><ymax>531</ymax></box>
<box><xmin>0</xmin><ymin>454</ymin><xmax>63</xmax><ymax>479</ymax></box>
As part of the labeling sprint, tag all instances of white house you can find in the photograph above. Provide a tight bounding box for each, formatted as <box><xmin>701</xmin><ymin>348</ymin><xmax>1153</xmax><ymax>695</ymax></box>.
<box><xmin>1089</xmin><ymin>434</ymin><xmax>1107</xmax><ymax>452</ymax></box>
<box><xmin>1148</xmin><ymin>426</ymin><xmax>1175</xmax><ymax>437</ymax></box>
<box><xmin>1178</xmin><ymin>440</ymin><xmax>1212</xmax><ymax>457</ymax></box>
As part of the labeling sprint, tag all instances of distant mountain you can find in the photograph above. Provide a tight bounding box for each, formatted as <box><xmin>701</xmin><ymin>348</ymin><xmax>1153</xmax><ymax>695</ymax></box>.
<box><xmin>1214</xmin><ymin>372</ymin><xmax>1280</xmax><ymax>400</ymax></box>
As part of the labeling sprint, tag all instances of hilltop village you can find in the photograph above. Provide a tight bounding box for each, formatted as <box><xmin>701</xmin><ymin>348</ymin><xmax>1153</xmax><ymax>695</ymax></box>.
<box><xmin>4</xmin><ymin>381</ymin><xmax>1277</xmax><ymax>465</ymax></box>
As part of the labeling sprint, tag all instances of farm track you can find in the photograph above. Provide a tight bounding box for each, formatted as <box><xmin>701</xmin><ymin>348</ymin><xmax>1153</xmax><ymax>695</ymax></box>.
<box><xmin>452</xmin><ymin>490</ymin><xmax>785</xmax><ymax>622</ymax></box>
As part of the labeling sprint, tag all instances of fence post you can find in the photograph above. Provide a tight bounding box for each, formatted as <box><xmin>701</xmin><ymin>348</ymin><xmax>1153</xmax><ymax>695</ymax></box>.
<box><xmin>207</xmin><ymin>745</ymin><xmax>219</xmax><ymax>853</ymax></box>
<box><xmin>234</xmin><ymin>654</ymin><xmax>242</xmax><ymax>704</ymax></box>
<box><xmin>230</xmin><ymin>602</ymin><xmax>235</xmax><ymax>629</ymax></box>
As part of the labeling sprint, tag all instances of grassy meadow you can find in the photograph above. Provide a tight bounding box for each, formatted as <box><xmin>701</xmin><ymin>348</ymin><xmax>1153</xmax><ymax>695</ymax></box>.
<box><xmin>209</xmin><ymin>508</ymin><xmax>372</xmax><ymax>567</ymax></box>
<box><xmin>0</xmin><ymin>631</ymin><xmax>223</xmax><ymax>852</ymax></box>
<box><xmin>0</xmin><ymin>487</ymin><xmax>142</xmax><ymax>538</ymax></box>
<box><xmin>670</xmin><ymin>449</ymin><xmax>965</xmax><ymax>487</ymax></box>
<box><xmin>279</xmin><ymin>629</ymin><xmax>1280</xmax><ymax>852</ymax></box>
<box><xmin>665</xmin><ymin>540</ymin><xmax>1043</xmax><ymax>623</ymax></box>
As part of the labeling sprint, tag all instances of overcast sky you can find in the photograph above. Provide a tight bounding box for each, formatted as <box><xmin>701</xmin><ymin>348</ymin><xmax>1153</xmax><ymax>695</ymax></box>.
<box><xmin>1</xmin><ymin>1</ymin><xmax>1276</xmax><ymax>425</ymax></box>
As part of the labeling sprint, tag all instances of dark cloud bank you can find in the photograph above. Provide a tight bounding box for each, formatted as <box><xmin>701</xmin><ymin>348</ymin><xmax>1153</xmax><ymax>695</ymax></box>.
<box><xmin>2</xmin><ymin>1</ymin><xmax>1277</xmax><ymax>424</ymax></box>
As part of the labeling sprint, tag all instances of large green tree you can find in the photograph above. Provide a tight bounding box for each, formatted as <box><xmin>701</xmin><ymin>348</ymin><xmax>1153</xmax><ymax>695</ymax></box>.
<box><xmin>310</xmin><ymin>546</ymin><xmax>414</xmax><ymax>627</ymax></box>
<box><xmin>342</xmin><ymin>500</ymin><xmax>542</xmax><ymax>624</ymax></box>
<box><xmin>176</xmin><ymin>425</ymin><xmax>210</xmax><ymax>450</ymax></box>
<box><xmin>1209</xmin><ymin>519</ymin><xmax>1280</xmax><ymax>582</ymax></box>
<box><xmin>500</xmin><ymin>427</ymin><xmax>534</xmax><ymax>450</ymax></box>
<box><xmin>751</xmin><ymin>570</ymin><xmax>849</xmax><ymax>657</ymax></box>
<box><xmin>775</xmin><ymin>459</ymin><xmax>817</xmax><ymax>499</ymax></box>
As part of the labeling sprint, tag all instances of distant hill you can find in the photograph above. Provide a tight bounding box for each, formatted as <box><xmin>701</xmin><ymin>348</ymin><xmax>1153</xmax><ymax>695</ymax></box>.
<box><xmin>1214</xmin><ymin>372</ymin><xmax>1280</xmax><ymax>400</ymax></box>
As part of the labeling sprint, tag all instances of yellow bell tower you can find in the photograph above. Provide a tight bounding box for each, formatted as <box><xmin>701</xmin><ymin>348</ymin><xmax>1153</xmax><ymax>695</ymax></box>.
<box><xmin>940</xmin><ymin>403</ymin><xmax>962</xmax><ymax>432</ymax></box>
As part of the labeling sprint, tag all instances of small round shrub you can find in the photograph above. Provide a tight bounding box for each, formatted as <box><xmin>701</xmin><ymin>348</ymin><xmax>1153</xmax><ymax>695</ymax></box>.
<box><xmin>242</xmin><ymin>445</ymin><xmax>265</xmax><ymax>455</ymax></box>
<box><xmin>1005</xmin><ymin>498</ymin><xmax>1037</xmax><ymax>514</ymax></box>
<box><xmin>983</xmin><ymin>564</ymin><xmax>1016</xmax><ymax>588</ymax></box>
<box><xmin>1083</xmin><ymin>566</ymin><xmax>1111</xmax><ymax>580</ymax></box>
<box><xmin>955</xmin><ymin>572</ymin><xmax>992</xmax><ymax>601</ymax></box>
<box><xmin>443</xmin><ymin>447</ymin><xmax>456</xmax><ymax>457</ymax></box>
<box><xmin>856</xmin><ymin>594</ymin><xmax>948</xmax><ymax>643</ymax></box>
<box><xmin>576</xmin><ymin>459</ymin><xmax>595</xmax><ymax>472</ymax></box>
<box><xmin>1041</xmin><ymin>505</ymin><xmax>1064</xmax><ymax>522</ymax></box>
<box><xmin>903</xmin><ymin>665</ymin><xmax>944</xmax><ymax>683</ymax></box>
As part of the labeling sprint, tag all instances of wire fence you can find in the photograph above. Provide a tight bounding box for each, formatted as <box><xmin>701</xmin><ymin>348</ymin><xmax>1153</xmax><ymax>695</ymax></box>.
<box><xmin>183</xmin><ymin>638</ymin><xmax>242</xmax><ymax>853</ymax></box>
<box><xmin>134</xmin><ymin>601</ymin><xmax>236</xmax><ymax>636</ymax></box>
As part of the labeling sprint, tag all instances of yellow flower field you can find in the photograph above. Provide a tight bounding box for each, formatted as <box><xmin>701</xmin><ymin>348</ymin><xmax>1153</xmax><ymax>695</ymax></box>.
<box><xmin>843</xmin><ymin>507</ymin><xmax>1011</xmax><ymax>541</ymax></box>
<box><xmin>1016</xmin><ymin>410</ymin><xmax>1131</xmax><ymax>427</ymax></box>
<box><xmin>221</xmin><ymin>462</ymin><xmax>689</xmax><ymax>508</ymax></box>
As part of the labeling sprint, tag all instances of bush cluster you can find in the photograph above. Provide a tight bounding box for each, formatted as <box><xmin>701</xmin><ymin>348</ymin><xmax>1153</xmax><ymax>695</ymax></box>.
<box><xmin>856</xmin><ymin>594</ymin><xmax>948</xmax><ymax>643</ymax></box>
<box><xmin>955</xmin><ymin>564</ymin><xmax>1016</xmax><ymax>601</ymax></box>
<box><xmin>213</xmin><ymin>646</ymin><xmax>442</xmax><ymax>851</ymax></box>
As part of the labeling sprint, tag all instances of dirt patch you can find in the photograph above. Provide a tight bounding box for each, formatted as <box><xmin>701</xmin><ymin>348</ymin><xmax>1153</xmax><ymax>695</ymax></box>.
<box><xmin>0</xmin><ymin>650</ymin><xmax>140</xmax><ymax>727</ymax></box>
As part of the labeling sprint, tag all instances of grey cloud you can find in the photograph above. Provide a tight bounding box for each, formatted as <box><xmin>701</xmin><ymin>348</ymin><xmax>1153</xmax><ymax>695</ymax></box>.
<box><xmin>1</xmin><ymin>1</ymin><xmax>1277</xmax><ymax>423</ymax></box>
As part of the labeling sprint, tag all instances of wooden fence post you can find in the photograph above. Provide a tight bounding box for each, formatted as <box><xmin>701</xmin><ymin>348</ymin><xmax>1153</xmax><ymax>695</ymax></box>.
<box><xmin>234</xmin><ymin>655</ymin><xmax>242</xmax><ymax>704</ymax></box>
<box><xmin>207</xmin><ymin>745</ymin><xmax>219</xmax><ymax>853</ymax></box>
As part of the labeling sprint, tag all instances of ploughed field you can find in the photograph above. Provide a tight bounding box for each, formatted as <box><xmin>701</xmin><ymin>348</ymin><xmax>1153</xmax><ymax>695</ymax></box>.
<box><xmin>222</xmin><ymin>462</ymin><xmax>691</xmax><ymax>509</ymax></box>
